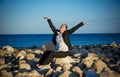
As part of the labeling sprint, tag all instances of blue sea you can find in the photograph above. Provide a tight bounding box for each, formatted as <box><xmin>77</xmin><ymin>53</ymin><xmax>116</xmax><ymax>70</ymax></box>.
<box><xmin>0</xmin><ymin>33</ymin><xmax>120</xmax><ymax>48</ymax></box>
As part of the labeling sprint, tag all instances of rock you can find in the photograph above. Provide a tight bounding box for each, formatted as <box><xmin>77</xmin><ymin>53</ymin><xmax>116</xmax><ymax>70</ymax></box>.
<box><xmin>56</xmin><ymin>66</ymin><xmax>62</xmax><ymax>71</ymax></box>
<box><xmin>52</xmin><ymin>71</ymin><xmax>62</xmax><ymax>77</ymax></box>
<box><xmin>19</xmin><ymin>59</ymin><xmax>26</xmax><ymax>64</ymax></box>
<box><xmin>12</xmin><ymin>49</ymin><xmax>20</xmax><ymax>57</ymax></box>
<box><xmin>100</xmin><ymin>70</ymin><xmax>120</xmax><ymax>77</ymax></box>
<box><xmin>93</xmin><ymin>60</ymin><xmax>108</xmax><ymax>73</ymax></box>
<box><xmin>82</xmin><ymin>53</ymin><xmax>99</xmax><ymax>68</ymax></box>
<box><xmin>63</xmin><ymin>63</ymin><xmax>72</xmax><ymax>71</ymax></box>
<box><xmin>53</xmin><ymin>56</ymin><xmax>77</xmax><ymax>66</ymax></box>
<box><xmin>58</xmin><ymin>70</ymin><xmax>76</xmax><ymax>77</ymax></box>
<box><xmin>26</xmin><ymin>53</ymin><xmax>35</xmax><ymax>60</ymax></box>
<box><xmin>2</xmin><ymin>45</ymin><xmax>14</xmax><ymax>53</ymax></box>
<box><xmin>0</xmin><ymin>50</ymin><xmax>7</xmax><ymax>56</ymax></box>
<box><xmin>33</xmin><ymin>49</ymin><xmax>44</xmax><ymax>54</ymax></box>
<box><xmin>78</xmin><ymin>48</ymin><xmax>88</xmax><ymax>58</ymax></box>
<box><xmin>16</xmin><ymin>53</ymin><xmax>24</xmax><ymax>59</ymax></box>
<box><xmin>85</xmin><ymin>70</ymin><xmax>99</xmax><ymax>77</ymax></box>
<box><xmin>0</xmin><ymin>70</ymin><xmax>13</xmax><ymax>77</ymax></box>
<box><xmin>40</xmin><ymin>45</ymin><xmax>47</xmax><ymax>51</ymax></box>
<box><xmin>15</xmin><ymin>72</ymin><xmax>32</xmax><ymax>77</ymax></box>
<box><xmin>73</xmin><ymin>53</ymin><xmax>81</xmax><ymax>58</ymax></box>
<box><xmin>29</xmin><ymin>70</ymin><xmax>41</xmax><ymax>77</ymax></box>
<box><xmin>39</xmin><ymin>65</ymin><xmax>51</xmax><ymax>74</ymax></box>
<box><xmin>16</xmin><ymin>50</ymin><xmax>26</xmax><ymax>59</ymax></box>
<box><xmin>111</xmin><ymin>42</ymin><xmax>118</xmax><ymax>48</ymax></box>
<box><xmin>0</xmin><ymin>57</ymin><xmax>5</xmax><ymax>65</ymax></box>
<box><xmin>19</xmin><ymin>63</ymin><xmax>31</xmax><ymax>70</ymax></box>
<box><xmin>0</xmin><ymin>64</ymin><xmax>11</xmax><ymax>70</ymax></box>
<box><xmin>45</xmin><ymin>68</ymin><xmax>54</xmax><ymax>77</ymax></box>
<box><xmin>72</xmin><ymin>66</ymin><xmax>83</xmax><ymax>77</ymax></box>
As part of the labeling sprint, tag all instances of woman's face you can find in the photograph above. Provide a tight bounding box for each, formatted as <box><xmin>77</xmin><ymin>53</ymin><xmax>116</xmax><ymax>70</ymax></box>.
<box><xmin>59</xmin><ymin>25</ymin><xmax>67</xmax><ymax>34</ymax></box>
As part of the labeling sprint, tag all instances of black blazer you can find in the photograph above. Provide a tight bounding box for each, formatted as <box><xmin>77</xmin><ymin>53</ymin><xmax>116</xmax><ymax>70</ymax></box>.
<box><xmin>47</xmin><ymin>19</ymin><xmax>84</xmax><ymax>50</ymax></box>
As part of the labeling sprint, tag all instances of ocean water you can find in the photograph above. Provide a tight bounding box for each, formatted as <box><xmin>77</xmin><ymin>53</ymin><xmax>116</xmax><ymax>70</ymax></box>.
<box><xmin>0</xmin><ymin>33</ymin><xmax>120</xmax><ymax>48</ymax></box>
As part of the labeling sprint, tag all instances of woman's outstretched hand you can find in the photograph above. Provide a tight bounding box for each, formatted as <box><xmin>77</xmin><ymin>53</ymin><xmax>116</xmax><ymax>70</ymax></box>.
<box><xmin>83</xmin><ymin>21</ymin><xmax>88</xmax><ymax>25</ymax></box>
<box><xmin>44</xmin><ymin>16</ymin><xmax>50</xmax><ymax>19</ymax></box>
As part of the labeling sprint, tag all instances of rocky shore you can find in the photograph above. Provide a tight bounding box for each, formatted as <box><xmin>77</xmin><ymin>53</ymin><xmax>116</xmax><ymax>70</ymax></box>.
<box><xmin>0</xmin><ymin>42</ymin><xmax>120</xmax><ymax>77</ymax></box>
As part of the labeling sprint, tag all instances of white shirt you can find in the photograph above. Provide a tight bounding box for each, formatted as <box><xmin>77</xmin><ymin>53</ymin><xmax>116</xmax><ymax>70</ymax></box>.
<box><xmin>56</xmin><ymin>32</ymin><xmax>68</xmax><ymax>52</ymax></box>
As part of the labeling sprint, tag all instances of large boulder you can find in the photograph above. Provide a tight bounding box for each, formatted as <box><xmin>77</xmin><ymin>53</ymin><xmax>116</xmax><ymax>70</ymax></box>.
<box><xmin>93</xmin><ymin>60</ymin><xmax>108</xmax><ymax>73</ymax></box>
<box><xmin>2</xmin><ymin>45</ymin><xmax>14</xmax><ymax>53</ymax></box>
<box><xmin>82</xmin><ymin>53</ymin><xmax>99</xmax><ymax>68</ymax></box>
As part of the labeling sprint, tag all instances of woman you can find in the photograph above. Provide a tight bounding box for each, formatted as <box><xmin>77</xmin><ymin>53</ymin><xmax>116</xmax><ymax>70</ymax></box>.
<box><xmin>36</xmin><ymin>16</ymin><xmax>88</xmax><ymax>68</ymax></box>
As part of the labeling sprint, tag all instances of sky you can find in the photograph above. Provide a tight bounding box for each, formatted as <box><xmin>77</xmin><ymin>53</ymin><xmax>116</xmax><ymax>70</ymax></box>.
<box><xmin>0</xmin><ymin>0</ymin><xmax>120</xmax><ymax>34</ymax></box>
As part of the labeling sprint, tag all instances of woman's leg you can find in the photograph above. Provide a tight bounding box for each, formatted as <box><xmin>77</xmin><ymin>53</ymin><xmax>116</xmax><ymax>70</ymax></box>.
<box><xmin>53</xmin><ymin>51</ymin><xmax>69</xmax><ymax>58</ymax></box>
<box><xmin>38</xmin><ymin>51</ymin><xmax>69</xmax><ymax>65</ymax></box>
<box><xmin>38</xmin><ymin>51</ymin><xmax>52</xmax><ymax>65</ymax></box>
